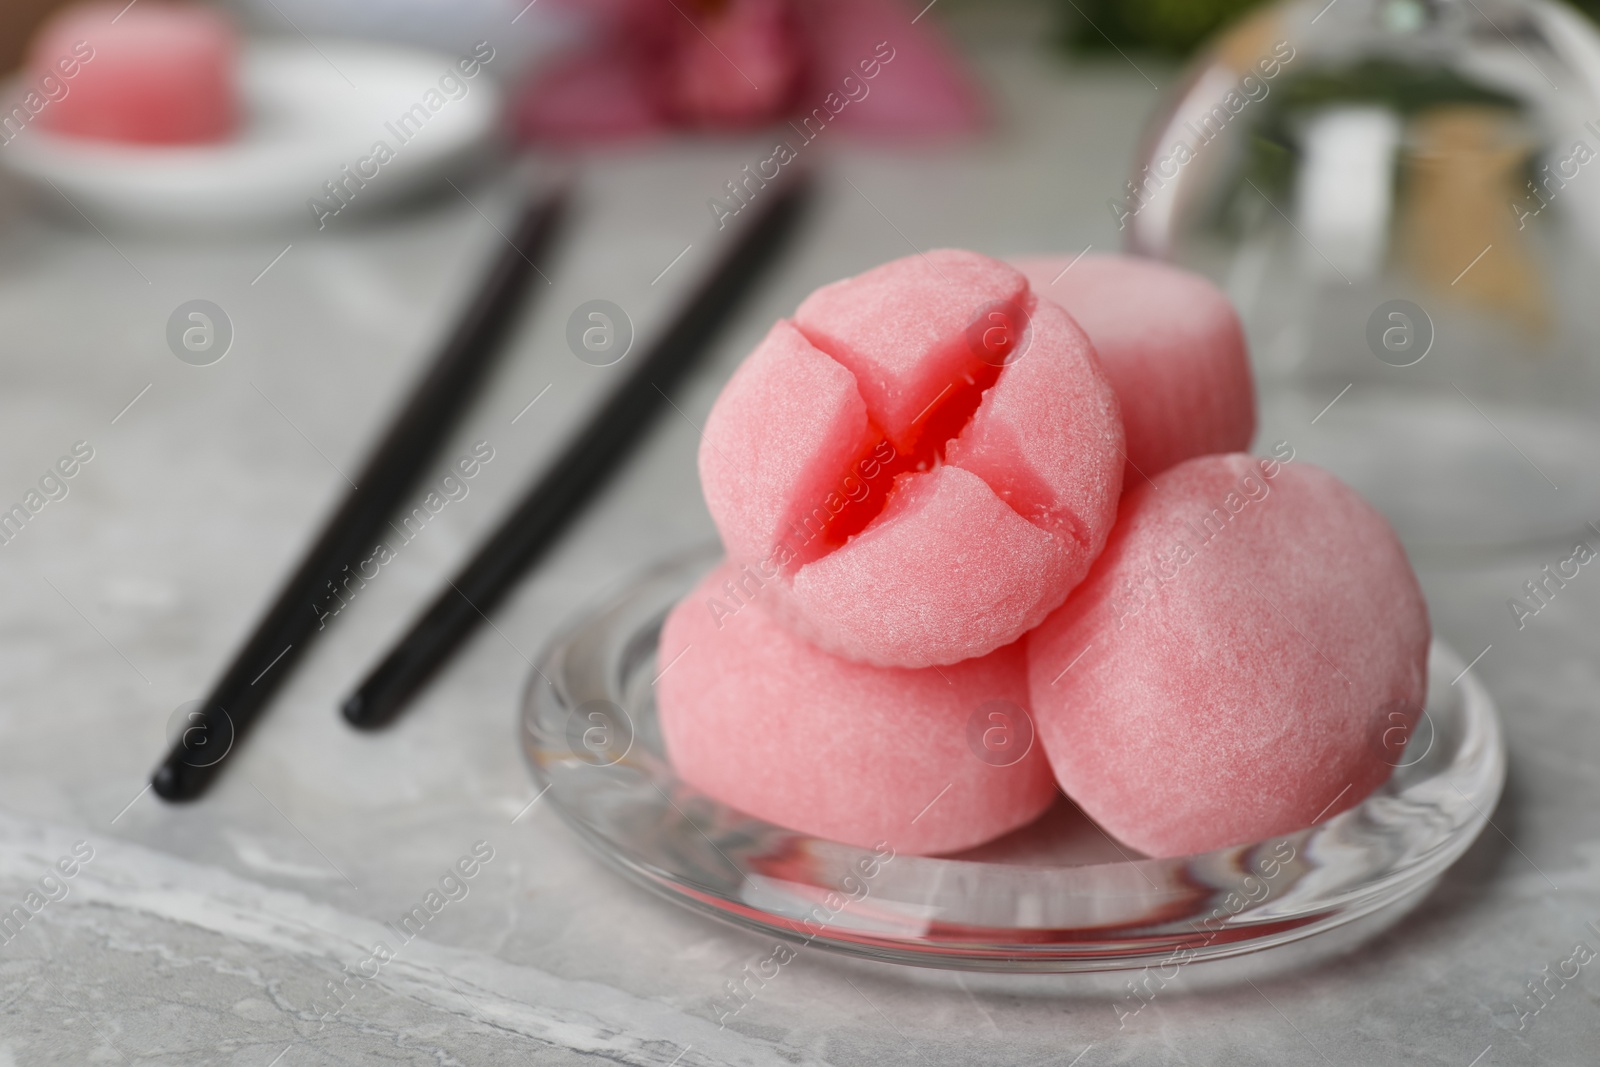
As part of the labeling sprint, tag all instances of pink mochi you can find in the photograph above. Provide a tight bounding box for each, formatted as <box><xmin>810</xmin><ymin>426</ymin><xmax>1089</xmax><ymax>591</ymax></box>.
<box><xmin>1011</xmin><ymin>255</ymin><xmax>1255</xmax><ymax>484</ymax></box>
<box><xmin>699</xmin><ymin>249</ymin><xmax>1124</xmax><ymax>668</ymax></box>
<box><xmin>1028</xmin><ymin>454</ymin><xmax>1430</xmax><ymax>859</ymax></box>
<box><xmin>31</xmin><ymin>2</ymin><xmax>238</xmax><ymax>146</ymax></box>
<box><xmin>659</xmin><ymin>562</ymin><xmax>1057</xmax><ymax>855</ymax></box>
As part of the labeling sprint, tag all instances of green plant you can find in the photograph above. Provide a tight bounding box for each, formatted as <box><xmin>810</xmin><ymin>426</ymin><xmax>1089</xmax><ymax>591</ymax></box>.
<box><xmin>1061</xmin><ymin>0</ymin><xmax>1600</xmax><ymax>57</ymax></box>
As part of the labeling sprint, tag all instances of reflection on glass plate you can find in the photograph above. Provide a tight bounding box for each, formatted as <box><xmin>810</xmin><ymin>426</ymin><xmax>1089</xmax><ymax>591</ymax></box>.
<box><xmin>522</xmin><ymin>546</ymin><xmax>1505</xmax><ymax>973</ymax></box>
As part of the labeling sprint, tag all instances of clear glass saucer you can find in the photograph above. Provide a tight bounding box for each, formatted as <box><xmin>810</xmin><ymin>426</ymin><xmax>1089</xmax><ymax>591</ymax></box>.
<box><xmin>520</xmin><ymin>546</ymin><xmax>1506</xmax><ymax>974</ymax></box>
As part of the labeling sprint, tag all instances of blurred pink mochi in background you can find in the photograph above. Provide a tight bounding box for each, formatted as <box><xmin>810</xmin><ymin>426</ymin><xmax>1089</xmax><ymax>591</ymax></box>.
<box><xmin>698</xmin><ymin>249</ymin><xmax>1124</xmax><ymax>668</ymax></box>
<box><xmin>1028</xmin><ymin>454</ymin><xmax>1431</xmax><ymax>859</ymax></box>
<box><xmin>30</xmin><ymin>1</ymin><xmax>238</xmax><ymax>145</ymax></box>
<box><xmin>658</xmin><ymin>562</ymin><xmax>1057</xmax><ymax>855</ymax></box>
<box><xmin>1011</xmin><ymin>255</ymin><xmax>1256</xmax><ymax>485</ymax></box>
<box><xmin>517</xmin><ymin>0</ymin><xmax>983</xmax><ymax>142</ymax></box>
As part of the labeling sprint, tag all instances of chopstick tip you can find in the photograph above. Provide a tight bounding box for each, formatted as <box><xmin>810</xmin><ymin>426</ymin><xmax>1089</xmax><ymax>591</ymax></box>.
<box><xmin>151</xmin><ymin>760</ymin><xmax>202</xmax><ymax>803</ymax></box>
<box><xmin>341</xmin><ymin>686</ymin><xmax>392</xmax><ymax>731</ymax></box>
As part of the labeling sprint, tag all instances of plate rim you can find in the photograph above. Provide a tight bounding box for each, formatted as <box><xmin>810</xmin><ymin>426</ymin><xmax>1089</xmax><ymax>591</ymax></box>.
<box><xmin>521</xmin><ymin>544</ymin><xmax>1508</xmax><ymax>973</ymax></box>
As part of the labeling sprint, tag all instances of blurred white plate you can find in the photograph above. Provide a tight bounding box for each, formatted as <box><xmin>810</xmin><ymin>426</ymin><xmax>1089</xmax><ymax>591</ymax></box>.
<box><xmin>0</xmin><ymin>40</ymin><xmax>501</xmax><ymax>231</ymax></box>
<box><xmin>236</xmin><ymin>0</ymin><xmax>584</xmax><ymax>74</ymax></box>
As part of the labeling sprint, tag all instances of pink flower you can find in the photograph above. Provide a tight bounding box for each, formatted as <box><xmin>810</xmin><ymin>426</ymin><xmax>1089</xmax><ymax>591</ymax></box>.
<box><xmin>515</xmin><ymin>0</ymin><xmax>983</xmax><ymax>143</ymax></box>
<box><xmin>660</xmin><ymin>0</ymin><xmax>805</xmax><ymax>128</ymax></box>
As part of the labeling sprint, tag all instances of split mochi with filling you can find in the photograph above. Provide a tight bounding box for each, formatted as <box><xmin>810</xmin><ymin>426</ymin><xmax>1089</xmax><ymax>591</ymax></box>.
<box><xmin>698</xmin><ymin>249</ymin><xmax>1124</xmax><ymax>668</ymax></box>
<box><xmin>1011</xmin><ymin>255</ymin><xmax>1255</xmax><ymax>483</ymax></box>
<box><xmin>1028</xmin><ymin>454</ymin><xmax>1430</xmax><ymax>859</ymax></box>
<box><xmin>30</xmin><ymin>1</ymin><xmax>238</xmax><ymax>145</ymax></box>
<box><xmin>659</xmin><ymin>562</ymin><xmax>1057</xmax><ymax>855</ymax></box>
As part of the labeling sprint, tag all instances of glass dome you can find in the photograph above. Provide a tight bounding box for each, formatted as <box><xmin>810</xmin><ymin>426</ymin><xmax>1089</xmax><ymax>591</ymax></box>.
<box><xmin>1129</xmin><ymin>0</ymin><xmax>1600</xmax><ymax>552</ymax></box>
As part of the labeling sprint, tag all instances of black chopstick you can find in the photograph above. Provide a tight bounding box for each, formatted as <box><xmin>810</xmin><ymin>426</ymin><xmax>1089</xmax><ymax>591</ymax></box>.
<box><xmin>341</xmin><ymin>168</ymin><xmax>814</xmax><ymax>729</ymax></box>
<box><xmin>151</xmin><ymin>182</ymin><xmax>569</xmax><ymax>802</ymax></box>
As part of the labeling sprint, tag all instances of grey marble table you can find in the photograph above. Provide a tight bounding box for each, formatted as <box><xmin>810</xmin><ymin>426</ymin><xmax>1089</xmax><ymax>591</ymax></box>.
<box><xmin>0</xmin><ymin>16</ymin><xmax>1597</xmax><ymax>1067</ymax></box>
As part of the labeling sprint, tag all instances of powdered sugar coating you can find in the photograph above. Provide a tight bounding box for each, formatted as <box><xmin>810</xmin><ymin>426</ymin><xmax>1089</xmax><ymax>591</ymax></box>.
<box><xmin>1028</xmin><ymin>454</ymin><xmax>1429</xmax><ymax>858</ymax></box>
<box><xmin>660</xmin><ymin>562</ymin><xmax>1056</xmax><ymax>855</ymax></box>
<box><xmin>1011</xmin><ymin>254</ymin><xmax>1255</xmax><ymax>483</ymax></box>
<box><xmin>945</xmin><ymin>298</ymin><xmax>1123</xmax><ymax>545</ymax></box>
<box><xmin>777</xmin><ymin>465</ymin><xmax>1074</xmax><ymax>666</ymax></box>
<box><xmin>697</xmin><ymin>320</ymin><xmax>871</xmax><ymax>566</ymax></box>
<box><xmin>794</xmin><ymin>250</ymin><xmax>1027</xmax><ymax>448</ymax></box>
<box><xmin>699</xmin><ymin>250</ymin><xmax>1125</xmax><ymax>667</ymax></box>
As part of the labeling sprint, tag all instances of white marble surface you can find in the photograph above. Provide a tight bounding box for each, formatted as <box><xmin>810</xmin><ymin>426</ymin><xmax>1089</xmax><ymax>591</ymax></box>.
<box><xmin>1</xmin><ymin>15</ymin><xmax>1598</xmax><ymax>1066</ymax></box>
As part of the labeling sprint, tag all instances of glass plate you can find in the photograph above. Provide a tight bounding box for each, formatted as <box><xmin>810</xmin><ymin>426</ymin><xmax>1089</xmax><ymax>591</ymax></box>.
<box><xmin>520</xmin><ymin>545</ymin><xmax>1506</xmax><ymax>974</ymax></box>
